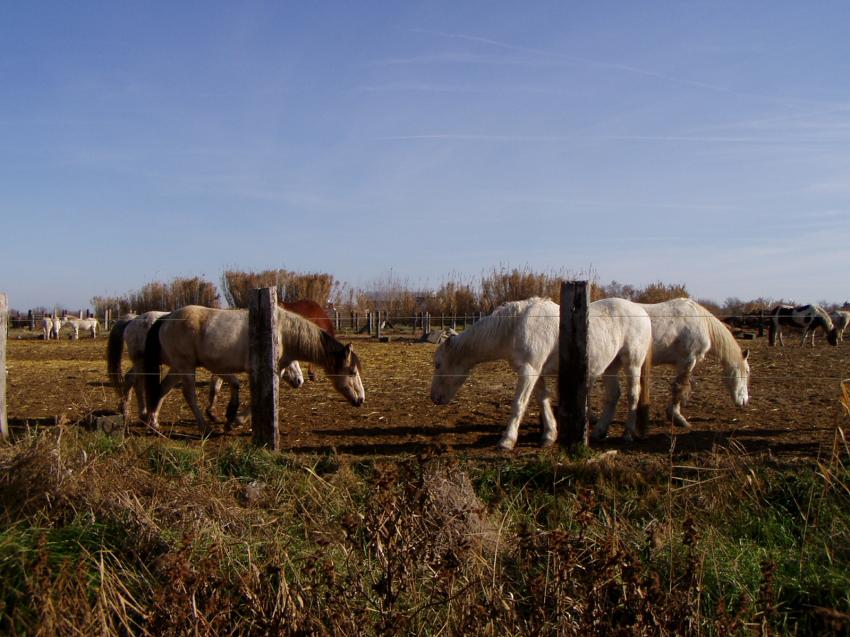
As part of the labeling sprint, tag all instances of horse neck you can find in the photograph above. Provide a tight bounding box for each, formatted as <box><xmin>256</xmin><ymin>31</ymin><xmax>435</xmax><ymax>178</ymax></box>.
<box><xmin>450</xmin><ymin>313</ymin><xmax>513</xmax><ymax>367</ymax></box>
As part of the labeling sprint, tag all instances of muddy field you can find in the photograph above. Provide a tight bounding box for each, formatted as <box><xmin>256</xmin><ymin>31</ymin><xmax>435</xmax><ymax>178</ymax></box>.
<box><xmin>5</xmin><ymin>328</ymin><xmax>849</xmax><ymax>460</ymax></box>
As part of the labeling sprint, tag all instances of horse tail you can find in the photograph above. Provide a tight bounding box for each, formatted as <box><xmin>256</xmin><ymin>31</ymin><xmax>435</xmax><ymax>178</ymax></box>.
<box><xmin>106</xmin><ymin>318</ymin><xmax>131</xmax><ymax>395</ymax></box>
<box><xmin>636</xmin><ymin>341</ymin><xmax>653</xmax><ymax>438</ymax></box>
<box><xmin>143</xmin><ymin>317</ymin><xmax>166</xmax><ymax>418</ymax></box>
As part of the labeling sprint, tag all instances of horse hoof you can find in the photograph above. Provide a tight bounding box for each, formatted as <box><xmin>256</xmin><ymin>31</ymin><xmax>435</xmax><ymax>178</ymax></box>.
<box><xmin>497</xmin><ymin>437</ymin><xmax>516</xmax><ymax>451</ymax></box>
<box><xmin>540</xmin><ymin>437</ymin><xmax>556</xmax><ymax>448</ymax></box>
<box><xmin>205</xmin><ymin>411</ymin><xmax>221</xmax><ymax>424</ymax></box>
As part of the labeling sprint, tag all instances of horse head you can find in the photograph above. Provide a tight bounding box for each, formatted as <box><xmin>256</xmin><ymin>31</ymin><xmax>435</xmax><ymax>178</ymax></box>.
<box><xmin>281</xmin><ymin>360</ymin><xmax>304</xmax><ymax>388</ymax></box>
<box><xmin>827</xmin><ymin>327</ymin><xmax>839</xmax><ymax>346</ymax></box>
<box><xmin>327</xmin><ymin>344</ymin><xmax>365</xmax><ymax>406</ymax></box>
<box><xmin>430</xmin><ymin>335</ymin><xmax>470</xmax><ymax>405</ymax></box>
<box><xmin>725</xmin><ymin>348</ymin><xmax>750</xmax><ymax>408</ymax></box>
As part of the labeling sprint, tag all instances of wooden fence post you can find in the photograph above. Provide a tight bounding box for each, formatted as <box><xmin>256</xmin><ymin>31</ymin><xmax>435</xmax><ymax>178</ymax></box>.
<box><xmin>558</xmin><ymin>281</ymin><xmax>590</xmax><ymax>448</ymax></box>
<box><xmin>1</xmin><ymin>294</ymin><xmax>7</xmax><ymax>440</ymax></box>
<box><xmin>249</xmin><ymin>287</ymin><xmax>280</xmax><ymax>450</ymax></box>
<box><xmin>28</xmin><ymin>309</ymin><xmax>34</xmax><ymax>331</ymax></box>
<box><xmin>334</xmin><ymin>310</ymin><xmax>340</xmax><ymax>332</ymax></box>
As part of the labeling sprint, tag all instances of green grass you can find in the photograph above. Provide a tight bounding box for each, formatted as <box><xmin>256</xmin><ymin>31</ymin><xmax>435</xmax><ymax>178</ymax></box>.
<box><xmin>1</xmin><ymin>428</ymin><xmax>848</xmax><ymax>635</ymax></box>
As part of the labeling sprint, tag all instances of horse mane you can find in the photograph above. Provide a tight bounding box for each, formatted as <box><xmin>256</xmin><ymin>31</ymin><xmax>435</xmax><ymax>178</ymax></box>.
<box><xmin>277</xmin><ymin>308</ymin><xmax>354</xmax><ymax>369</ymax></box>
<box><xmin>809</xmin><ymin>305</ymin><xmax>834</xmax><ymax>331</ymax></box>
<box><xmin>701</xmin><ymin>304</ymin><xmax>744</xmax><ymax>367</ymax></box>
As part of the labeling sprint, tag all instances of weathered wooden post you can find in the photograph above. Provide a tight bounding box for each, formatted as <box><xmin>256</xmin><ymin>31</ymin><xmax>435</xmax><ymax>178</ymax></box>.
<box><xmin>367</xmin><ymin>311</ymin><xmax>373</xmax><ymax>335</ymax></box>
<box><xmin>425</xmin><ymin>312</ymin><xmax>431</xmax><ymax>335</ymax></box>
<box><xmin>334</xmin><ymin>310</ymin><xmax>340</xmax><ymax>332</ymax></box>
<box><xmin>451</xmin><ymin>314</ymin><xmax>457</xmax><ymax>331</ymax></box>
<box><xmin>440</xmin><ymin>314</ymin><xmax>445</xmax><ymax>330</ymax></box>
<box><xmin>28</xmin><ymin>309</ymin><xmax>34</xmax><ymax>331</ymax></box>
<box><xmin>557</xmin><ymin>281</ymin><xmax>590</xmax><ymax>448</ymax></box>
<box><xmin>0</xmin><ymin>294</ymin><xmax>8</xmax><ymax>440</ymax></box>
<box><xmin>376</xmin><ymin>310</ymin><xmax>382</xmax><ymax>339</ymax></box>
<box><xmin>104</xmin><ymin>308</ymin><xmax>111</xmax><ymax>331</ymax></box>
<box><xmin>249</xmin><ymin>287</ymin><xmax>280</xmax><ymax>450</ymax></box>
<box><xmin>463</xmin><ymin>314</ymin><xmax>467</xmax><ymax>330</ymax></box>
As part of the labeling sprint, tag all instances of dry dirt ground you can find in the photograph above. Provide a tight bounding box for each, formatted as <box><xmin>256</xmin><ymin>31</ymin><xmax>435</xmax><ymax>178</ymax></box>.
<box><xmin>6</xmin><ymin>328</ymin><xmax>849</xmax><ymax>460</ymax></box>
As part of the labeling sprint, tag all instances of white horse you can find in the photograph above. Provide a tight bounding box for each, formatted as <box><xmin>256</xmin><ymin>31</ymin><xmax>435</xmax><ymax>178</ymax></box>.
<box><xmin>143</xmin><ymin>305</ymin><xmax>364</xmax><ymax>434</ymax></box>
<box><xmin>769</xmin><ymin>304</ymin><xmax>838</xmax><ymax>347</ymax></box>
<box><xmin>107</xmin><ymin>311</ymin><xmax>304</xmax><ymax>427</ymax></box>
<box><xmin>41</xmin><ymin>316</ymin><xmax>60</xmax><ymax>340</ymax></box>
<box><xmin>430</xmin><ymin>297</ymin><xmax>653</xmax><ymax>450</ymax></box>
<box><xmin>639</xmin><ymin>298</ymin><xmax>750</xmax><ymax>429</ymax></box>
<box><xmin>831</xmin><ymin>310</ymin><xmax>849</xmax><ymax>342</ymax></box>
<box><xmin>62</xmin><ymin>316</ymin><xmax>99</xmax><ymax>339</ymax></box>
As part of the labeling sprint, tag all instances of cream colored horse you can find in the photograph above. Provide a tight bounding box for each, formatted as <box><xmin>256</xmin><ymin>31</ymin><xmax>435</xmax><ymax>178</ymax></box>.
<box><xmin>41</xmin><ymin>316</ymin><xmax>60</xmax><ymax>340</ymax></box>
<box><xmin>430</xmin><ymin>297</ymin><xmax>653</xmax><ymax>450</ymax></box>
<box><xmin>144</xmin><ymin>305</ymin><xmax>364</xmax><ymax>434</ymax></box>
<box><xmin>108</xmin><ymin>311</ymin><xmax>304</xmax><ymax>428</ymax></box>
<box><xmin>639</xmin><ymin>298</ymin><xmax>749</xmax><ymax>429</ymax></box>
<box><xmin>61</xmin><ymin>316</ymin><xmax>99</xmax><ymax>339</ymax></box>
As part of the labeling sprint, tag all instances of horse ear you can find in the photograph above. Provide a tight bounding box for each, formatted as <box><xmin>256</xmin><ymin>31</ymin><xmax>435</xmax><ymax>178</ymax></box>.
<box><xmin>742</xmin><ymin>348</ymin><xmax>749</xmax><ymax>360</ymax></box>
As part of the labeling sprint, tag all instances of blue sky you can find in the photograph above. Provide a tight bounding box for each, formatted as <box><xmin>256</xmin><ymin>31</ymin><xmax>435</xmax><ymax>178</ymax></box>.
<box><xmin>2</xmin><ymin>2</ymin><xmax>849</xmax><ymax>310</ymax></box>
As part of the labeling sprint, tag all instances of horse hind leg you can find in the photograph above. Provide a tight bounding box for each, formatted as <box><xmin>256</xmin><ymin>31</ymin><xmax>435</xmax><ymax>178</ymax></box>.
<box><xmin>217</xmin><ymin>374</ymin><xmax>243</xmax><ymax>432</ymax></box>
<box><xmin>591</xmin><ymin>363</ymin><xmax>621</xmax><ymax>442</ymax></box>
<box><xmin>666</xmin><ymin>363</ymin><xmax>695</xmax><ymax>429</ymax></box>
<box><xmin>148</xmin><ymin>371</ymin><xmax>182</xmax><ymax>430</ymax></box>
<box><xmin>621</xmin><ymin>363</ymin><xmax>645</xmax><ymax>442</ymax></box>
<box><xmin>499</xmin><ymin>364</ymin><xmax>539</xmax><ymax>451</ymax></box>
<box><xmin>535</xmin><ymin>376</ymin><xmax>558</xmax><ymax>447</ymax></box>
<box><xmin>205</xmin><ymin>376</ymin><xmax>225</xmax><ymax>423</ymax></box>
<box><xmin>179</xmin><ymin>371</ymin><xmax>212</xmax><ymax>436</ymax></box>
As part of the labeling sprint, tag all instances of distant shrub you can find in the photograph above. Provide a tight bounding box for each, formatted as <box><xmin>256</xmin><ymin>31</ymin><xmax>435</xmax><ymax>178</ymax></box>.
<box><xmin>90</xmin><ymin>277</ymin><xmax>220</xmax><ymax>315</ymax></box>
<box><xmin>221</xmin><ymin>269</ymin><xmax>334</xmax><ymax>308</ymax></box>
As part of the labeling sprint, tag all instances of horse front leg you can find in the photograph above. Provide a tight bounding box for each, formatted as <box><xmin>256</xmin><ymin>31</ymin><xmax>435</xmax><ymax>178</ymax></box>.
<box><xmin>498</xmin><ymin>365</ymin><xmax>538</xmax><ymax>451</ymax></box>
<box><xmin>591</xmin><ymin>365</ymin><xmax>620</xmax><ymax>441</ymax></box>
<box><xmin>666</xmin><ymin>360</ymin><xmax>695</xmax><ymax>429</ymax></box>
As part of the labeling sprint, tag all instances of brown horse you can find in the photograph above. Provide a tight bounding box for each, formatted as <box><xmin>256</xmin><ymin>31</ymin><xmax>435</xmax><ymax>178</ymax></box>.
<box><xmin>283</xmin><ymin>299</ymin><xmax>335</xmax><ymax>336</ymax></box>
<box><xmin>144</xmin><ymin>305</ymin><xmax>364</xmax><ymax>434</ymax></box>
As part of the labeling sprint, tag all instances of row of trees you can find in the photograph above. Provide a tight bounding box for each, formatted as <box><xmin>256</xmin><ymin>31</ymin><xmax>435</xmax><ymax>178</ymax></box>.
<box><xmin>84</xmin><ymin>266</ymin><xmax>847</xmax><ymax>319</ymax></box>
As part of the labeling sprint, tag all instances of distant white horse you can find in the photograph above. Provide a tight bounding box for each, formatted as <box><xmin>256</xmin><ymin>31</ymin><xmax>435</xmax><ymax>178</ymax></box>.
<box><xmin>769</xmin><ymin>304</ymin><xmax>838</xmax><ymax>347</ymax></box>
<box><xmin>831</xmin><ymin>310</ymin><xmax>849</xmax><ymax>342</ymax></box>
<box><xmin>107</xmin><ymin>311</ymin><xmax>304</xmax><ymax>427</ymax></box>
<box><xmin>143</xmin><ymin>305</ymin><xmax>364</xmax><ymax>434</ymax></box>
<box><xmin>639</xmin><ymin>298</ymin><xmax>750</xmax><ymax>429</ymax></box>
<box><xmin>41</xmin><ymin>316</ymin><xmax>60</xmax><ymax>340</ymax></box>
<box><xmin>430</xmin><ymin>297</ymin><xmax>653</xmax><ymax>450</ymax></box>
<box><xmin>62</xmin><ymin>316</ymin><xmax>99</xmax><ymax>339</ymax></box>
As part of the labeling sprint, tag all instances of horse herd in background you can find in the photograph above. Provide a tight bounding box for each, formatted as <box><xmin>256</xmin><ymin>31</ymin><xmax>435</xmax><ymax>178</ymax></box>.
<box><xmin>31</xmin><ymin>297</ymin><xmax>845</xmax><ymax>450</ymax></box>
